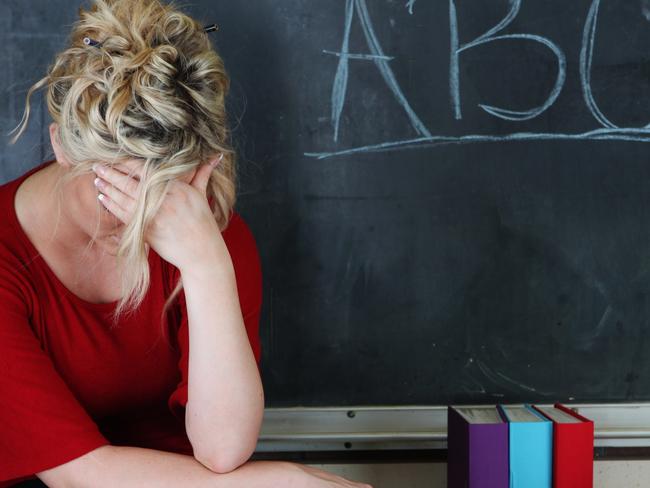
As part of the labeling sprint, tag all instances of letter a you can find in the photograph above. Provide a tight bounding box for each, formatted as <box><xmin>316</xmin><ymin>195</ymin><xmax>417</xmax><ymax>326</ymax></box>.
<box><xmin>328</xmin><ymin>0</ymin><xmax>431</xmax><ymax>142</ymax></box>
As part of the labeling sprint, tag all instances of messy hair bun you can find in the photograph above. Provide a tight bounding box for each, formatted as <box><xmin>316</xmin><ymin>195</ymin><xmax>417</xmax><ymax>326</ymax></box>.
<box><xmin>9</xmin><ymin>0</ymin><xmax>237</xmax><ymax>333</ymax></box>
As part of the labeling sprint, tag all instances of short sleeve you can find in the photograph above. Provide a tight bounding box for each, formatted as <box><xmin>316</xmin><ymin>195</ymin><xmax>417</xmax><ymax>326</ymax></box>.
<box><xmin>167</xmin><ymin>211</ymin><xmax>263</xmax><ymax>421</ymax></box>
<box><xmin>0</xmin><ymin>269</ymin><xmax>110</xmax><ymax>485</ymax></box>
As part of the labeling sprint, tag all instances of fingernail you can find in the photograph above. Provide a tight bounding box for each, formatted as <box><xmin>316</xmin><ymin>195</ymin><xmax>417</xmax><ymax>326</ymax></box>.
<box><xmin>211</xmin><ymin>154</ymin><xmax>224</xmax><ymax>167</ymax></box>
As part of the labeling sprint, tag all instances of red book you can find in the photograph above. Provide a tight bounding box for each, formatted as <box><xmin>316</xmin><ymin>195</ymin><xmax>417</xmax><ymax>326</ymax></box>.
<box><xmin>532</xmin><ymin>403</ymin><xmax>594</xmax><ymax>488</ymax></box>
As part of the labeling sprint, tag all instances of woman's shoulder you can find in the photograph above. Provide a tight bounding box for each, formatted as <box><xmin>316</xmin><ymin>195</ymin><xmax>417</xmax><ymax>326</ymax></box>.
<box><xmin>0</xmin><ymin>242</ymin><xmax>35</xmax><ymax>314</ymax></box>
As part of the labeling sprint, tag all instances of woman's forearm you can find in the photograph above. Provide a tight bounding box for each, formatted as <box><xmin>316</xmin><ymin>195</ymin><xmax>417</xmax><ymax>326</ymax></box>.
<box><xmin>50</xmin><ymin>445</ymin><xmax>295</xmax><ymax>488</ymax></box>
<box><xmin>180</xmin><ymin>241</ymin><xmax>264</xmax><ymax>473</ymax></box>
<box><xmin>69</xmin><ymin>445</ymin><xmax>226</xmax><ymax>488</ymax></box>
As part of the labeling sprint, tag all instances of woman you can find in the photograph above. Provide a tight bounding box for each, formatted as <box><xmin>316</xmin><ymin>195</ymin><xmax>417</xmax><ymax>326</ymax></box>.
<box><xmin>0</xmin><ymin>0</ymin><xmax>373</xmax><ymax>486</ymax></box>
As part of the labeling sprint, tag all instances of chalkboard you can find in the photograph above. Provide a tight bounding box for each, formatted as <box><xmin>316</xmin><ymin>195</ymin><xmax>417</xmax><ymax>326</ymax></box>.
<box><xmin>3</xmin><ymin>0</ymin><xmax>650</xmax><ymax>408</ymax></box>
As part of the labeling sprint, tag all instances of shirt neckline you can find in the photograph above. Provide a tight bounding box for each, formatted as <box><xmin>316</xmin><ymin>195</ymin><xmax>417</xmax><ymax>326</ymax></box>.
<box><xmin>6</xmin><ymin>158</ymin><xmax>155</xmax><ymax>312</ymax></box>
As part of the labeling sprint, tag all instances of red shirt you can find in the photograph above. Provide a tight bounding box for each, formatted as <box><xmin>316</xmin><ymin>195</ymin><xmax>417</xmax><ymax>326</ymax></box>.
<box><xmin>0</xmin><ymin>159</ymin><xmax>263</xmax><ymax>486</ymax></box>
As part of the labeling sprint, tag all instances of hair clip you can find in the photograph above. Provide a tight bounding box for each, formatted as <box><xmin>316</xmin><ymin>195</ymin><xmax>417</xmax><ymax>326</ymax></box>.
<box><xmin>83</xmin><ymin>24</ymin><xmax>217</xmax><ymax>48</ymax></box>
<box><xmin>83</xmin><ymin>36</ymin><xmax>102</xmax><ymax>47</ymax></box>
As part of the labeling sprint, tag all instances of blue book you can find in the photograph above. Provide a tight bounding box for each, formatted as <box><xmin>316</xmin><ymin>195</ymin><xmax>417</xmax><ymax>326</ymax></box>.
<box><xmin>497</xmin><ymin>404</ymin><xmax>552</xmax><ymax>488</ymax></box>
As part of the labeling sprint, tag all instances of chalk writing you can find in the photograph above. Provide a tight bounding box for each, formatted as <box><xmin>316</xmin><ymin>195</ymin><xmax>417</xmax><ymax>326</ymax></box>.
<box><xmin>326</xmin><ymin>0</ymin><xmax>430</xmax><ymax>143</ymax></box>
<box><xmin>579</xmin><ymin>0</ymin><xmax>650</xmax><ymax>129</ymax></box>
<box><xmin>307</xmin><ymin>0</ymin><xmax>650</xmax><ymax>160</ymax></box>
<box><xmin>450</xmin><ymin>0</ymin><xmax>566</xmax><ymax>121</ymax></box>
<box><xmin>406</xmin><ymin>0</ymin><xmax>416</xmax><ymax>15</ymax></box>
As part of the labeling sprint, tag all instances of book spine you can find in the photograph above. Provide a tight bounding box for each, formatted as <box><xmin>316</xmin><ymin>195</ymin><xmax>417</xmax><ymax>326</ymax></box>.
<box><xmin>469</xmin><ymin>423</ymin><xmax>509</xmax><ymax>488</ymax></box>
<box><xmin>554</xmin><ymin>422</ymin><xmax>594</xmax><ymax>488</ymax></box>
<box><xmin>447</xmin><ymin>407</ymin><xmax>470</xmax><ymax>488</ymax></box>
<box><xmin>509</xmin><ymin>422</ymin><xmax>552</xmax><ymax>488</ymax></box>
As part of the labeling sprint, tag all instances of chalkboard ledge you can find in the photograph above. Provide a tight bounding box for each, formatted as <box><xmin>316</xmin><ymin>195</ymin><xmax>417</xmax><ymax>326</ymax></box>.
<box><xmin>250</xmin><ymin>447</ymin><xmax>650</xmax><ymax>463</ymax></box>
<box><xmin>256</xmin><ymin>404</ymin><xmax>650</xmax><ymax>453</ymax></box>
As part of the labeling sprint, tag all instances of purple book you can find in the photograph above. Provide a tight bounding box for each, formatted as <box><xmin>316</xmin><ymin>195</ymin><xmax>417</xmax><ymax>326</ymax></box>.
<box><xmin>447</xmin><ymin>406</ymin><xmax>509</xmax><ymax>488</ymax></box>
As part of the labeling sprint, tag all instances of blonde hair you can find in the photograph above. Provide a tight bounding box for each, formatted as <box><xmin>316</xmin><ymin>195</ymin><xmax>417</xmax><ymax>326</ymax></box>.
<box><xmin>8</xmin><ymin>0</ymin><xmax>237</xmax><ymax>339</ymax></box>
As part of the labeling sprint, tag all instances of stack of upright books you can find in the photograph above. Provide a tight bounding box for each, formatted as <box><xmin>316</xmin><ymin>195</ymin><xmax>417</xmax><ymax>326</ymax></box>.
<box><xmin>447</xmin><ymin>403</ymin><xmax>594</xmax><ymax>488</ymax></box>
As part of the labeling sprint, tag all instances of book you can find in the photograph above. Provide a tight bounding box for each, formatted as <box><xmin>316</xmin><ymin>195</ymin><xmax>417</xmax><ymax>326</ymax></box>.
<box><xmin>532</xmin><ymin>403</ymin><xmax>594</xmax><ymax>488</ymax></box>
<box><xmin>497</xmin><ymin>404</ymin><xmax>552</xmax><ymax>488</ymax></box>
<box><xmin>447</xmin><ymin>405</ymin><xmax>509</xmax><ymax>488</ymax></box>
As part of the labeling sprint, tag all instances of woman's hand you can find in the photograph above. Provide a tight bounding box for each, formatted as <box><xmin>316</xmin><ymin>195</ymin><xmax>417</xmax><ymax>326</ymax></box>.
<box><xmin>283</xmin><ymin>462</ymin><xmax>374</xmax><ymax>488</ymax></box>
<box><xmin>218</xmin><ymin>460</ymin><xmax>373</xmax><ymax>487</ymax></box>
<box><xmin>92</xmin><ymin>154</ymin><xmax>224</xmax><ymax>270</ymax></box>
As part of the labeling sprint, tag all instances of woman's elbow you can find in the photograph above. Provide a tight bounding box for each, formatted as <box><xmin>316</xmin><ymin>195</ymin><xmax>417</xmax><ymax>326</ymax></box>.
<box><xmin>194</xmin><ymin>444</ymin><xmax>255</xmax><ymax>474</ymax></box>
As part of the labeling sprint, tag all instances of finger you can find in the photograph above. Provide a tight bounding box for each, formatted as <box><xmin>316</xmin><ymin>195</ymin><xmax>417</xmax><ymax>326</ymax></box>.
<box><xmin>93</xmin><ymin>163</ymin><xmax>141</xmax><ymax>199</ymax></box>
<box><xmin>190</xmin><ymin>154</ymin><xmax>222</xmax><ymax>194</ymax></box>
<box><xmin>189</xmin><ymin>158</ymin><xmax>217</xmax><ymax>195</ymax></box>
<box><xmin>114</xmin><ymin>158</ymin><xmax>145</xmax><ymax>180</ymax></box>
<box><xmin>94</xmin><ymin>175</ymin><xmax>137</xmax><ymax>216</ymax></box>
<box><xmin>300</xmin><ymin>465</ymin><xmax>341</xmax><ymax>482</ymax></box>
<box><xmin>97</xmin><ymin>192</ymin><xmax>129</xmax><ymax>224</ymax></box>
